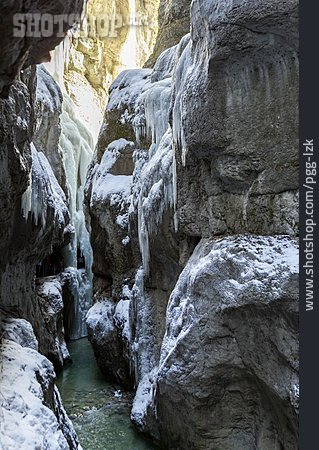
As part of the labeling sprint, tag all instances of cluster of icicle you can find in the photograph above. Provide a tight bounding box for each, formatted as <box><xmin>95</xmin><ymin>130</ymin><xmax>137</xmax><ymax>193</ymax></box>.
<box><xmin>21</xmin><ymin>144</ymin><xmax>69</xmax><ymax>229</ymax></box>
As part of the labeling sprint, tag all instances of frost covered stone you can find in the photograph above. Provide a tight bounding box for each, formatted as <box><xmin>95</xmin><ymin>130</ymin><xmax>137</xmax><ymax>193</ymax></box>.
<box><xmin>132</xmin><ymin>235</ymin><xmax>299</xmax><ymax>449</ymax></box>
<box><xmin>0</xmin><ymin>319</ymin><xmax>81</xmax><ymax>449</ymax></box>
<box><xmin>86</xmin><ymin>299</ymin><xmax>132</xmax><ymax>388</ymax></box>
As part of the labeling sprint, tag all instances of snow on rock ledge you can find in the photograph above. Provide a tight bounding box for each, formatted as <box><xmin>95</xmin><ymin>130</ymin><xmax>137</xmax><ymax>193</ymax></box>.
<box><xmin>133</xmin><ymin>235</ymin><xmax>299</xmax><ymax>449</ymax></box>
<box><xmin>0</xmin><ymin>319</ymin><xmax>81</xmax><ymax>449</ymax></box>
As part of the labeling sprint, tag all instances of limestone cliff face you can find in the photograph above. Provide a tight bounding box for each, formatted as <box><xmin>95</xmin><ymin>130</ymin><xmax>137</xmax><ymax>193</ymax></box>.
<box><xmin>86</xmin><ymin>0</ymin><xmax>299</xmax><ymax>448</ymax></box>
<box><xmin>145</xmin><ymin>0</ymin><xmax>192</xmax><ymax>67</ymax></box>
<box><xmin>64</xmin><ymin>0</ymin><xmax>160</xmax><ymax>117</ymax></box>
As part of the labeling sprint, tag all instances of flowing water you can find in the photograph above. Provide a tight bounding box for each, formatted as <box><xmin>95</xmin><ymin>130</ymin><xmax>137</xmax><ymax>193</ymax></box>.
<box><xmin>56</xmin><ymin>338</ymin><xmax>155</xmax><ymax>450</ymax></box>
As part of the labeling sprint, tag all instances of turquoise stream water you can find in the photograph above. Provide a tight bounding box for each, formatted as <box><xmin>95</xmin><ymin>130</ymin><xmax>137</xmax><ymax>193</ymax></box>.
<box><xmin>56</xmin><ymin>338</ymin><xmax>155</xmax><ymax>450</ymax></box>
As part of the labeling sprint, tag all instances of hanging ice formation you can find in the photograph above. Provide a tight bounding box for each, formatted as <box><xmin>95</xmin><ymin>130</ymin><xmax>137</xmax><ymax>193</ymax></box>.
<box><xmin>21</xmin><ymin>143</ymin><xmax>69</xmax><ymax>229</ymax></box>
<box><xmin>22</xmin><ymin>38</ymin><xmax>95</xmax><ymax>340</ymax></box>
<box><xmin>59</xmin><ymin>93</ymin><xmax>94</xmax><ymax>340</ymax></box>
<box><xmin>128</xmin><ymin>48</ymin><xmax>180</xmax><ymax>274</ymax></box>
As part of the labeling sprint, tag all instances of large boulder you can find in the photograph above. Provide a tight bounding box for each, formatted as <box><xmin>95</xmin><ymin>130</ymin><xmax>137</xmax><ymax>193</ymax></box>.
<box><xmin>132</xmin><ymin>236</ymin><xmax>299</xmax><ymax>449</ymax></box>
<box><xmin>36</xmin><ymin>276</ymin><xmax>71</xmax><ymax>371</ymax></box>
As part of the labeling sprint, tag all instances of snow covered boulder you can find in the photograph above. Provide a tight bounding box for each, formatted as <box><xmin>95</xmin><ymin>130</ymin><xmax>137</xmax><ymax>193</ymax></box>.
<box><xmin>134</xmin><ymin>236</ymin><xmax>299</xmax><ymax>450</ymax></box>
<box><xmin>86</xmin><ymin>297</ymin><xmax>132</xmax><ymax>388</ymax></box>
<box><xmin>0</xmin><ymin>319</ymin><xmax>81</xmax><ymax>449</ymax></box>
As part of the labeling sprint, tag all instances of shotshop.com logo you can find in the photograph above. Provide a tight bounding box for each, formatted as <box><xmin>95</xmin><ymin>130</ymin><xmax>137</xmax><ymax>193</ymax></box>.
<box><xmin>13</xmin><ymin>13</ymin><xmax>155</xmax><ymax>38</ymax></box>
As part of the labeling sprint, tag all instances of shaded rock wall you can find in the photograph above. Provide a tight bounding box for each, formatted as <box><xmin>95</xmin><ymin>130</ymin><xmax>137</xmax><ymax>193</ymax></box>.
<box><xmin>0</xmin><ymin>0</ymin><xmax>84</xmax><ymax>97</ymax></box>
<box><xmin>173</xmin><ymin>0</ymin><xmax>298</xmax><ymax>238</ymax></box>
<box><xmin>0</xmin><ymin>66</ymin><xmax>73</xmax><ymax>370</ymax></box>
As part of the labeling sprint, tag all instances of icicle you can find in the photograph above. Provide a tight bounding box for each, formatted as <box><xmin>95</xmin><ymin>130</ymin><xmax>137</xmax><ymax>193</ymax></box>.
<box><xmin>21</xmin><ymin>143</ymin><xmax>69</xmax><ymax>228</ymax></box>
<box><xmin>172</xmin><ymin>143</ymin><xmax>178</xmax><ymax>231</ymax></box>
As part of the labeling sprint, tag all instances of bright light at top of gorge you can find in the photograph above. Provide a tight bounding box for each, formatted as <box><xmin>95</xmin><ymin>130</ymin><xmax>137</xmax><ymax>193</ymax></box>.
<box><xmin>120</xmin><ymin>0</ymin><xmax>138</xmax><ymax>69</ymax></box>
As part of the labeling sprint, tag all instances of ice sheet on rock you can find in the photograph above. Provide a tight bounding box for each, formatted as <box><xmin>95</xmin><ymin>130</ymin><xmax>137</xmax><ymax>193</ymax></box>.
<box><xmin>21</xmin><ymin>143</ymin><xmax>69</xmax><ymax>229</ymax></box>
<box><xmin>136</xmin><ymin>130</ymin><xmax>175</xmax><ymax>274</ymax></box>
<box><xmin>1</xmin><ymin>318</ymin><xmax>38</xmax><ymax>351</ymax></box>
<box><xmin>114</xmin><ymin>299</ymin><xmax>131</xmax><ymax>341</ymax></box>
<box><xmin>151</xmin><ymin>46</ymin><xmax>179</xmax><ymax>83</ymax></box>
<box><xmin>171</xmin><ymin>38</ymin><xmax>194</xmax><ymax>166</ymax></box>
<box><xmin>129</xmin><ymin>268</ymin><xmax>158</xmax><ymax>383</ymax></box>
<box><xmin>141</xmin><ymin>78</ymin><xmax>172</xmax><ymax>156</ymax></box>
<box><xmin>107</xmin><ymin>69</ymin><xmax>152</xmax><ymax>112</ymax></box>
<box><xmin>92</xmin><ymin>174</ymin><xmax>133</xmax><ymax>203</ymax></box>
<box><xmin>36</xmin><ymin>66</ymin><xmax>62</xmax><ymax>114</ymax></box>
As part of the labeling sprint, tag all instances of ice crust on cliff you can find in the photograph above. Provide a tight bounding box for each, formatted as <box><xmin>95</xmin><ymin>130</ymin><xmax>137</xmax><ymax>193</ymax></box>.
<box><xmin>130</xmin><ymin>236</ymin><xmax>299</xmax><ymax>446</ymax></box>
<box><xmin>160</xmin><ymin>235</ymin><xmax>299</xmax><ymax>364</ymax></box>
<box><xmin>86</xmin><ymin>300</ymin><xmax>116</xmax><ymax>337</ymax></box>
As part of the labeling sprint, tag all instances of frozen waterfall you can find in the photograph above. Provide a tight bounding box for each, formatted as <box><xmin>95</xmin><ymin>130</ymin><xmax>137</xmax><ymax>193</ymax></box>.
<box><xmin>60</xmin><ymin>94</ymin><xmax>94</xmax><ymax>339</ymax></box>
<box><xmin>45</xmin><ymin>41</ymin><xmax>95</xmax><ymax>340</ymax></box>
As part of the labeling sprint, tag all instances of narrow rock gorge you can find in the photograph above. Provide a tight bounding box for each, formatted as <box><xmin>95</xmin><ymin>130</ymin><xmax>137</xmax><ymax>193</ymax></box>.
<box><xmin>0</xmin><ymin>0</ymin><xmax>299</xmax><ymax>449</ymax></box>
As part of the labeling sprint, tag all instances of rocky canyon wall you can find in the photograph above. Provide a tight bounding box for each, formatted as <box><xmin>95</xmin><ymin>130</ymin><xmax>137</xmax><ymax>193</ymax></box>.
<box><xmin>0</xmin><ymin>1</ymin><xmax>85</xmax><ymax>446</ymax></box>
<box><xmin>0</xmin><ymin>0</ymin><xmax>160</xmax><ymax>447</ymax></box>
<box><xmin>61</xmin><ymin>0</ymin><xmax>160</xmax><ymax>137</ymax></box>
<box><xmin>86</xmin><ymin>0</ymin><xmax>299</xmax><ymax>448</ymax></box>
